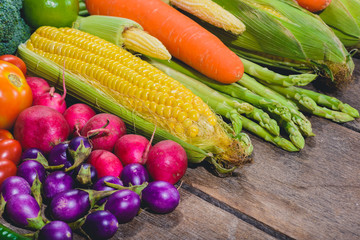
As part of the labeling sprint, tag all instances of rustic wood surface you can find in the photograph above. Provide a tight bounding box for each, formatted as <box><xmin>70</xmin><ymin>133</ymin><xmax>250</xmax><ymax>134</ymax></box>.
<box><xmin>1</xmin><ymin>59</ymin><xmax>359</xmax><ymax>240</ymax></box>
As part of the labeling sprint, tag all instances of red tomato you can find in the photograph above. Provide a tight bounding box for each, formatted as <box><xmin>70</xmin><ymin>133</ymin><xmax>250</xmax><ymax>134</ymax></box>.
<box><xmin>0</xmin><ymin>159</ymin><xmax>17</xmax><ymax>186</ymax></box>
<box><xmin>0</xmin><ymin>60</ymin><xmax>33</xmax><ymax>129</ymax></box>
<box><xmin>0</xmin><ymin>129</ymin><xmax>14</xmax><ymax>141</ymax></box>
<box><xmin>0</xmin><ymin>139</ymin><xmax>22</xmax><ymax>165</ymax></box>
<box><xmin>0</xmin><ymin>55</ymin><xmax>27</xmax><ymax>76</ymax></box>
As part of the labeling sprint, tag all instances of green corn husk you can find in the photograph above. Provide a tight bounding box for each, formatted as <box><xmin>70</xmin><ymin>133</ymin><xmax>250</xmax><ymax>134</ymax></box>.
<box><xmin>200</xmin><ymin>0</ymin><xmax>354</xmax><ymax>85</ymax></box>
<box><xmin>319</xmin><ymin>0</ymin><xmax>360</xmax><ymax>48</ymax></box>
<box><xmin>17</xmin><ymin>44</ymin><xmax>210</xmax><ymax>164</ymax></box>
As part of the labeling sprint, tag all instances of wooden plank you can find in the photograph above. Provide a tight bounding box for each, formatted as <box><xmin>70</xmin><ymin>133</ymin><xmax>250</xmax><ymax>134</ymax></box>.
<box><xmin>0</xmin><ymin>188</ymin><xmax>275</xmax><ymax>240</ymax></box>
<box><xmin>183</xmin><ymin>117</ymin><xmax>360</xmax><ymax>240</ymax></box>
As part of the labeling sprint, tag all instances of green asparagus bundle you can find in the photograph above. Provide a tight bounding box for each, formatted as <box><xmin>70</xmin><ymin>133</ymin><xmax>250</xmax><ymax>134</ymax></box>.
<box><xmin>150</xmin><ymin>57</ymin><xmax>358</xmax><ymax>151</ymax></box>
<box><xmin>197</xmin><ymin>0</ymin><xmax>354</xmax><ymax>85</ymax></box>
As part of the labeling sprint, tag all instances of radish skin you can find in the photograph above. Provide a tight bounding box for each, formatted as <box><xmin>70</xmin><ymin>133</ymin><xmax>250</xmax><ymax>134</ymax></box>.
<box><xmin>87</xmin><ymin>150</ymin><xmax>123</xmax><ymax>178</ymax></box>
<box><xmin>146</xmin><ymin>140</ymin><xmax>187</xmax><ymax>184</ymax></box>
<box><xmin>63</xmin><ymin>103</ymin><xmax>96</xmax><ymax>137</ymax></box>
<box><xmin>114</xmin><ymin>134</ymin><xmax>151</xmax><ymax>166</ymax></box>
<box><xmin>13</xmin><ymin>105</ymin><xmax>70</xmax><ymax>154</ymax></box>
<box><xmin>25</xmin><ymin>77</ymin><xmax>51</xmax><ymax>100</ymax></box>
<box><xmin>81</xmin><ymin>113</ymin><xmax>126</xmax><ymax>152</ymax></box>
<box><xmin>33</xmin><ymin>87</ymin><xmax>67</xmax><ymax>114</ymax></box>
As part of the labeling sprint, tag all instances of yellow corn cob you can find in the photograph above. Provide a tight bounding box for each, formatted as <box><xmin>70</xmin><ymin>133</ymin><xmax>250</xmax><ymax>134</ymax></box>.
<box><xmin>26</xmin><ymin>26</ymin><xmax>247</xmax><ymax>166</ymax></box>
<box><xmin>122</xmin><ymin>27</ymin><xmax>171</xmax><ymax>60</ymax></box>
<box><xmin>168</xmin><ymin>0</ymin><xmax>246</xmax><ymax>35</ymax></box>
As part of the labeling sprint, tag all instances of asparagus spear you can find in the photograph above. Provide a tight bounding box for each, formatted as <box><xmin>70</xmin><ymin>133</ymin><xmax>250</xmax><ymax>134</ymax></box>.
<box><xmin>188</xmin><ymin>78</ymin><xmax>305</xmax><ymax>148</ymax></box>
<box><xmin>241</xmin><ymin>57</ymin><xmax>317</xmax><ymax>87</ymax></box>
<box><xmin>239</xmin><ymin>115</ymin><xmax>299</xmax><ymax>152</ymax></box>
<box><xmin>237</xmin><ymin>74</ymin><xmax>314</xmax><ymax>137</ymax></box>
<box><xmin>266</xmin><ymin>84</ymin><xmax>359</xmax><ymax>119</ymax></box>
<box><xmin>272</xmin><ymin>115</ymin><xmax>305</xmax><ymax>150</ymax></box>
<box><xmin>265</xmin><ymin>84</ymin><xmax>355</xmax><ymax>123</ymax></box>
<box><xmin>222</xmin><ymin>93</ymin><xmax>280</xmax><ymax>136</ymax></box>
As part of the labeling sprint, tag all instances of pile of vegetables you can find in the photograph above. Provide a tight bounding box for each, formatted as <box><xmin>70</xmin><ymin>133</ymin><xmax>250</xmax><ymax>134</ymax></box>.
<box><xmin>0</xmin><ymin>0</ymin><xmax>360</xmax><ymax>237</ymax></box>
<box><xmin>0</xmin><ymin>72</ymin><xmax>187</xmax><ymax>239</ymax></box>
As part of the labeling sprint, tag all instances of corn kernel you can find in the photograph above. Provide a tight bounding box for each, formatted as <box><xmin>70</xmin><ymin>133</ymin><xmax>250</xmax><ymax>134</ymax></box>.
<box><xmin>163</xmin><ymin>106</ymin><xmax>172</xmax><ymax>118</ymax></box>
<box><xmin>188</xmin><ymin>124</ymin><xmax>199</xmax><ymax>138</ymax></box>
<box><xmin>188</xmin><ymin>109</ymin><xmax>200</xmax><ymax>121</ymax></box>
<box><xmin>183</xmin><ymin>118</ymin><xmax>193</xmax><ymax>128</ymax></box>
<box><xmin>171</xmin><ymin>107</ymin><xmax>182</xmax><ymax>118</ymax></box>
<box><xmin>208</xmin><ymin>116</ymin><xmax>217</xmax><ymax>126</ymax></box>
<box><xmin>156</xmin><ymin>104</ymin><xmax>165</xmax><ymax>116</ymax></box>
<box><xmin>177</xmin><ymin>111</ymin><xmax>187</xmax><ymax>122</ymax></box>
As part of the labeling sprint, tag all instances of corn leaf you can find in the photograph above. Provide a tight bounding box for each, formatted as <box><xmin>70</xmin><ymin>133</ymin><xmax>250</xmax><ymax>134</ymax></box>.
<box><xmin>199</xmin><ymin>0</ymin><xmax>354</xmax><ymax>84</ymax></box>
<box><xmin>319</xmin><ymin>0</ymin><xmax>360</xmax><ymax>48</ymax></box>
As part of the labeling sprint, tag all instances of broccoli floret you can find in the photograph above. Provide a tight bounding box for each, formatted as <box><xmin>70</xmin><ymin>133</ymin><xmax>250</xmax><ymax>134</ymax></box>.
<box><xmin>0</xmin><ymin>18</ymin><xmax>31</xmax><ymax>56</ymax></box>
<box><xmin>0</xmin><ymin>0</ymin><xmax>31</xmax><ymax>55</ymax></box>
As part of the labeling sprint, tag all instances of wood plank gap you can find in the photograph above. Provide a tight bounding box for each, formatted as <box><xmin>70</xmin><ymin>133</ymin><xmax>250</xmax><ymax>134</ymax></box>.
<box><xmin>180</xmin><ymin>182</ymin><xmax>295</xmax><ymax>240</ymax></box>
<box><xmin>342</xmin><ymin>120</ymin><xmax>360</xmax><ymax>133</ymax></box>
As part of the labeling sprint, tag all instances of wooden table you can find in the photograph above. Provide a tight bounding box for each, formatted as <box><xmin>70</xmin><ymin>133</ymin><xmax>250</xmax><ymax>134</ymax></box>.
<box><xmin>2</xmin><ymin>59</ymin><xmax>360</xmax><ymax>240</ymax></box>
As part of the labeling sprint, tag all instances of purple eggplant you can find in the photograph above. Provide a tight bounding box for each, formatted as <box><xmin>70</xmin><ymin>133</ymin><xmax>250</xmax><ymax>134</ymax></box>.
<box><xmin>48</xmin><ymin>142</ymin><xmax>72</xmax><ymax>170</ymax></box>
<box><xmin>38</xmin><ymin>221</ymin><xmax>72</xmax><ymax>240</ymax></box>
<box><xmin>50</xmin><ymin>189</ymin><xmax>116</xmax><ymax>223</ymax></box>
<box><xmin>5</xmin><ymin>194</ymin><xmax>45</xmax><ymax>230</ymax></box>
<box><xmin>81</xmin><ymin>210</ymin><xmax>118</xmax><ymax>239</ymax></box>
<box><xmin>74</xmin><ymin>163</ymin><xmax>97</xmax><ymax>187</ymax></box>
<box><xmin>0</xmin><ymin>176</ymin><xmax>31</xmax><ymax>201</ymax></box>
<box><xmin>120</xmin><ymin>163</ymin><xmax>149</xmax><ymax>187</ymax></box>
<box><xmin>93</xmin><ymin>176</ymin><xmax>124</xmax><ymax>192</ymax></box>
<box><xmin>17</xmin><ymin>160</ymin><xmax>46</xmax><ymax>186</ymax></box>
<box><xmin>93</xmin><ymin>176</ymin><xmax>123</xmax><ymax>205</ymax></box>
<box><xmin>105</xmin><ymin>189</ymin><xmax>140</xmax><ymax>223</ymax></box>
<box><xmin>50</xmin><ymin>189</ymin><xmax>91</xmax><ymax>223</ymax></box>
<box><xmin>43</xmin><ymin>171</ymin><xmax>75</xmax><ymax>200</ymax></box>
<box><xmin>66</xmin><ymin>136</ymin><xmax>92</xmax><ymax>172</ymax></box>
<box><xmin>20</xmin><ymin>148</ymin><xmax>46</xmax><ymax>162</ymax></box>
<box><xmin>141</xmin><ymin>181</ymin><xmax>180</xmax><ymax>214</ymax></box>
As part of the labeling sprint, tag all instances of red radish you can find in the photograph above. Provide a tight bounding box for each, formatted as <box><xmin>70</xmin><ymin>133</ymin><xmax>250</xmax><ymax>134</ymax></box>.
<box><xmin>114</xmin><ymin>134</ymin><xmax>151</xmax><ymax>166</ymax></box>
<box><xmin>81</xmin><ymin>113</ymin><xmax>126</xmax><ymax>152</ymax></box>
<box><xmin>146</xmin><ymin>140</ymin><xmax>187</xmax><ymax>184</ymax></box>
<box><xmin>32</xmin><ymin>62</ymin><xmax>67</xmax><ymax>114</ymax></box>
<box><xmin>26</xmin><ymin>77</ymin><xmax>51</xmax><ymax>100</ymax></box>
<box><xmin>13</xmin><ymin>105</ymin><xmax>70</xmax><ymax>154</ymax></box>
<box><xmin>63</xmin><ymin>103</ymin><xmax>96</xmax><ymax>137</ymax></box>
<box><xmin>33</xmin><ymin>87</ymin><xmax>67</xmax><ymax>114</ymax></box>
<box><xmin>87</xmin><ymin>150</ymin><xmax>123</xmax><ymax>178</ymax></box>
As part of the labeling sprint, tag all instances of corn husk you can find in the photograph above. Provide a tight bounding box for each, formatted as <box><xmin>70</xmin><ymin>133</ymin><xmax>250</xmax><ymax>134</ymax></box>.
<box><xmin>201</xmin><ymin>0</ymin><xmax>354</xmax><ymax>85</ymax></box>
<box><xmin>319</xmin><ymin>0</ymin><xmax>360</xmax><ymax>48</ymax></box>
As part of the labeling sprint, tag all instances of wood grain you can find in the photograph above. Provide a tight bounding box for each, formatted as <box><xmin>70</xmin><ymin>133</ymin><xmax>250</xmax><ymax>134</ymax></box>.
<box><xmin>183</xmin><ymin>117</ymin><xmax>360</xmax><ymax>240</ymax></box>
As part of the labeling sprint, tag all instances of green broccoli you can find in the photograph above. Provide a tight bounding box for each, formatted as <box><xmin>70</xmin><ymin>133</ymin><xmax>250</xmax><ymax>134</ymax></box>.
<box><xmin>0</xmin><ymin>0</ymin><xmax>31</xmax><ymax>55</ymax></box>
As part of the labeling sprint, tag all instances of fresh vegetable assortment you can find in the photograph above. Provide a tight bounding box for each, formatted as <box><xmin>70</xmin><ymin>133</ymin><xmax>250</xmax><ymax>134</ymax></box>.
<box><xmin>0</xmin><ymin>0</ymin><xmax>360</xmax><ymax>238</ymax></box>
<box><xmin>0</xmin><ymin>102</ymin><xmax>184</xmax><ymax>239</ymax></box>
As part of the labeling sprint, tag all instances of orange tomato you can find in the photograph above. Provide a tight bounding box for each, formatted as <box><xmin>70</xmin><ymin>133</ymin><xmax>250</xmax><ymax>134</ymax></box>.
<box><xmin>0</xmin><ymin>60</ymin><xmax>33</xmax><ymax>129</ymax></box>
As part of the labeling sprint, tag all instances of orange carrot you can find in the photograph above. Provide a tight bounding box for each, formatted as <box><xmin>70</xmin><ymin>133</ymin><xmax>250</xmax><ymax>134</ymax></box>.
<box><xmin>295</xmin><ymin>0</ymin><xmax>332</xmax><ymax>12</ymax></box>
<box><xmin>85</xmin><ymin>0</ymin><xmax>244</xmax><ymax>84</ymax></box>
